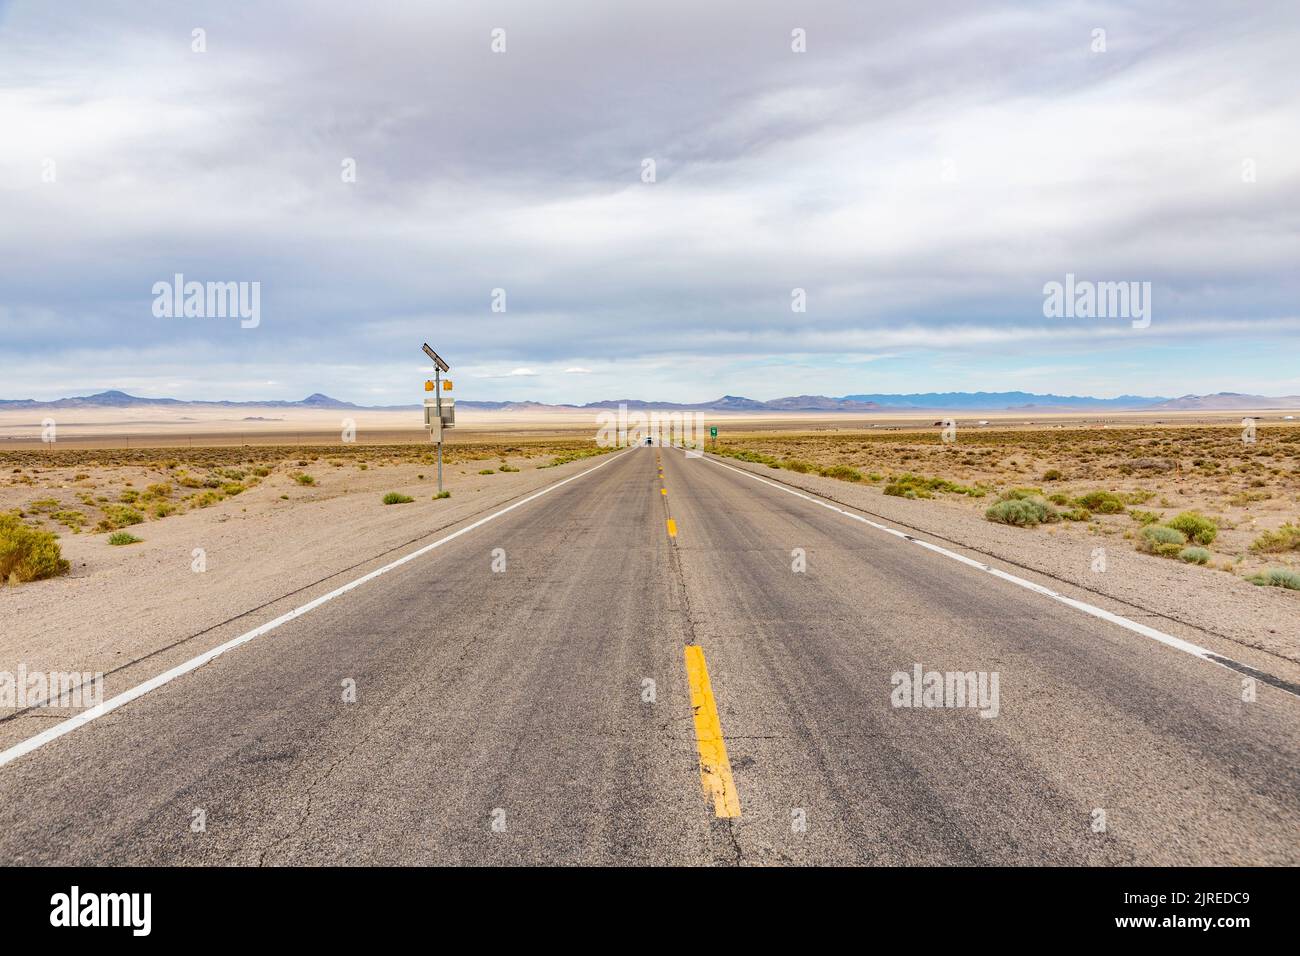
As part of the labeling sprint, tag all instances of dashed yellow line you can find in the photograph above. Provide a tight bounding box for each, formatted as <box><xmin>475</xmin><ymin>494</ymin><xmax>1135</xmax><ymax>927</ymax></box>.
<box><xmin>666</xmin><ymin>518</ymin><xmax>677</xmax><ymax>537</ymax></box>
<box><xmin>684</xmin><ymin>645</ymin><xmax>742</xmax><ymax>818</ymax></box>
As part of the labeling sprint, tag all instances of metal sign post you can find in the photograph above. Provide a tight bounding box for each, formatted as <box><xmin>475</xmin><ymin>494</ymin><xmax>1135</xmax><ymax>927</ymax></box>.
<box><xmin>435</xmin><ymin>365</ymin><xmax>442</xmax><ymax>493</ymax></box>
<box><xmin>422</xmin><ymin>343</ymin><xmax>452</xmax><ymax>494</ymax></box>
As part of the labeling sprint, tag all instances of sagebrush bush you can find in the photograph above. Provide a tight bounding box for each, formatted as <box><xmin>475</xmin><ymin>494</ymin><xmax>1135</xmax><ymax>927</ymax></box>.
<box><xmin>95</xmin><ymin>504</ymin><xmax>144</xmax><ymax>532</ymax></box>
<box><xmin>1247</xmin><ymin>568</ymin><xmax>1300</xmax><ymax>590</ymax></box>
<box><xmin>107</xmin><ymin>531</ymin><xmax>142</xmax><ymax>546</ymax></box>
<box><xmin>885</xmin><ymin>482</ymin><xmax>927</xmax><ymax>499</ymax></box>
<box><xmin>885</xmin><ymin>473</ymin><xmax>978</xmax><ymax>497</ymax></box>
<box><xmin>986</xmin><ymin>497</ymin><xmax>1058</xmax><ymax>527</ymax></box>
<box><xmin>820</xmin><ymin>464</ymin><xmax>863</xmax><ymax>482</ymax></box>
<box><xmin>1178</xmin><ymin>546</ymin><xmax>1210</xmax><ymax>565</ymax></box>
<box><xmin>1075</xmin><ymin>490</ymin><xmax>1126</xmax><ymax>514</ymax></box>
<box><xmin>0</xmin><ymin>513</ymin><xmax>70</xmax><ymax>584</ymax></box>
<box><xmin>1165</xmin><ymin>511</ymin><xmax>1217</xmax><ymax>545</ymax></box>
<box><xmin>382</xmin><ymin>492</ymin><xmax>414</xmax><ymax>504</ymax></box>
<box><xmin>1250</xmin><ymin>523</ymin><xmax>1300</xmax><ymax>553</ymax></box>
<box><xmin>1138</xmin><ymin>524</ymin><xmax>1187</xmax><ymax>558</ymax></box>
<box><xmin>1001</xmin><ymin>487</ymin><xmax>1045</xmax><ymax>500</ymax></box>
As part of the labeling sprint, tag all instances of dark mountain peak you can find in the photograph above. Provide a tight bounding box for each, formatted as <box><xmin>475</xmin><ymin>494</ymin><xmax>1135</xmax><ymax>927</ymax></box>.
<box><xmin>297</xmin><ymin>393</ymin><xmax>359</xmax><ymax>408</ymax></box>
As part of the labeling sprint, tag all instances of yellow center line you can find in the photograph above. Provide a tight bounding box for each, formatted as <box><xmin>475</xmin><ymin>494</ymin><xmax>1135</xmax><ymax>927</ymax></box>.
<box><xmin>683</xmin><ymin>646</ymin><xmax>742</xmax><ymax>818</ymax></box>
<box><xmin>666</xmin><ymin>518</ymin><xmax>677</xmax><ymax>537</ymax></box>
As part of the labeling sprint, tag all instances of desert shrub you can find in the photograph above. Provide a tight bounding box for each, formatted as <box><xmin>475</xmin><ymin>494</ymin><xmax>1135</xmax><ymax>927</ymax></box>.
<box><xmin>152</xmin><ymin>502</ymin><xmax>177</xmax><ymax>518</ymax></box>
<box><xmin>478</xmin><ymin>469</ymin><xmax>495</xmax><ymax>475</ymax></box>
<box><xmin>885</xmin><ymin>482</ymin><xmax>927</xmax><ymax>499</ymax></box>
<box><xmin>1249</xmin><ymin>523</ymin><xmax>1300</xmax><ymax>553</ymax></box>
<box><xmin>382</xmin><ymin>492</ymin><xmax>414</xmax><ymax>504</ymax></box>
<box><xmin>1128</xmin><ymin>509</ymin><xmax>1160</xmax><ymax>526</ymax></box>
<box><xmin>820</xmin><ymin>464</ymin><xmax>863</xmax><ymax>482</ymax></box>
<box><xmin>1178</xmin><ymin>546</ymin><xmax>1210</xmax><ymax>564</ymax></box>
<box><xmin>1042</xmin><ymin>469</ymin><xmax>1063</xmax><ymax>481</ymax></box>
<box><xmin>1247</xmin><ymin>568</ymin><xmax>1300</xmax><ymax>590</ymax></box>
<box><xmin>1001</xmin><ymin>487</ymin><xmax>1045</xmax><ymax>500</ymax></box>
<box><xmin>433</xmin><ymin>491</ymin><xmax>451</xmax><ymax>499</ymax></box>
<box><xmin>1138</xmin><ymin>524</ymin><xmax>1187</xmax><ymax>558</ymax></box>
<box><xmin>291</xmin><ymin>472</ymin><xmax>315</xmax><ymax>485</ymax></box>
<box><xmin>119</xmin><ymin>489</ymin><xmax>140</xmax><ymax>504</ymax></box>
<box><xmin>1075</xmin><ymin>490</ymin><xmax>1126</xmax><ymax>514</ymax></box>
<box><xmin>222</xmin><ymin>483</ymin><xmax>246</xmax><ymax>496</ymax></box>
<box><xmin>107</xmin><ymin>531</ymin><xmax>142</xmax><ymax>546</ymax></box>
<box><xmin>143</xmin><ymin>483</ymin><xmax>172</xmax><ymax>498</ymax></box>
<box><xmin>52</xmin><ymin>510</ymin><xmax>86</xmax><ymax>532</ymax></box>
<box><xmin>95</xmin><ymin>505</ymin><xmax>144</xmax><ymax>532</ymax></box>
<box><xmin>986</xmin><ymin>498</ymin><xmax>1058</xmax><ymax>527</ymax></box>
<box><xmin>782</xmin><ymin>458</ymin><xmax>814</xmax><ymax>473</ymax></box>
<box><xmin>885</xmin><ymin>473</ymin><xmax>978</xmax><ymax>497</ymax></box>
<box><xmin>0</xmin><ymin>513</ymin><xmax>70</xmax><ymax>584</ymax></box>
<box><xmin>1061</xmin><ymin>507</ymin><xmax>1091</xmax><ymax>521</ymax></box>
<box><xmin>1048</xmin><ymin>493</ymin><xmax>1070</xmax><ymax>505</ymax></box>
<box><xmin>498</xmin><ymin>464</ymin><xmax>520</xmax><ymax>473</ymax></box>
<box><xmin>727</xmin><ymin>449</ymin><xmax>780</xmax><ymax>467</ymax></box>
<box><xmin>1121</xmin><ymin>489</ymin><xmax>1156</xmax><ymax>505</ymax></box>
<box><xmin>1165</xmin><ymin>511</ymin><xmax>1217</xmax><ymax>545</ymax></box>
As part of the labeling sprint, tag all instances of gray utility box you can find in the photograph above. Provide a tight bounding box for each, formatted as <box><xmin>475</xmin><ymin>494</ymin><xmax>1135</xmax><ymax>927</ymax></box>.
<box><xmin>424</xmin><ymin>397</ymin><xmax>455</xmax><ymax>427</ymax></box>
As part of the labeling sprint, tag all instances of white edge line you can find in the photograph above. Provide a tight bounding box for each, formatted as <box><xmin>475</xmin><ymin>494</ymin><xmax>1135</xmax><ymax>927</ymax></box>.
<box><xmin>0</xmin><ymin>447</ymin><xmax>634</xmax><ymax>770</ymax></box>
<box><xmin>697</xmin><ymin>450</ymin><xmax>1283</xmax><ymax>689</ymax></box>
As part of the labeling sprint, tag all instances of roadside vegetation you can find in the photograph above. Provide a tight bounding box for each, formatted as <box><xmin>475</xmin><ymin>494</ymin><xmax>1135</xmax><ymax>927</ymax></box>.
<box><xmin>709</xmin><ymin>423</ymin><xmax>1300</xmax><ymax>591</ymax></box>
<box><xmin>0</xmin><ymin>511</ymin><xmax>70</xmax><ymax>584</ymax></box>
<box><xmin>0</xmin><ymin>438</ymin><xmax>615</xmax><ymax>579</ymax></box>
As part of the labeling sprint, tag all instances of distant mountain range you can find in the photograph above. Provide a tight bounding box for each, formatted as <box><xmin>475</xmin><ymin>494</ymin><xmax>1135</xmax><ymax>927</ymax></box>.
<box><xmin>0</xmin><ymin>390</ymin><xmax>418</xmax><ymax>412</ymax></box>
<box><xmin>2</xmin><ymin>389</ymin><xmax>1298</xmax><ymax>413</ymax></box>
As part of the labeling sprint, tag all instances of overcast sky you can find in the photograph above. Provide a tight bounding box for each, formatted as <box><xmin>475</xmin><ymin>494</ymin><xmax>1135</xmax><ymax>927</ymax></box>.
<box><xmin>1</xmin><ymin>0</ymin><xmax>1297</xmax><ymax>404</ymax></box>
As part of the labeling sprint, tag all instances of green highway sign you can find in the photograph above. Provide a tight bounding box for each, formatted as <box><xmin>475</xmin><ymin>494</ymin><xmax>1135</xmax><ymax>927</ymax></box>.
<box><xmin>710</xmin><ymin>426</ymin><xmax>718</xmax><ymax>438</ymax></box>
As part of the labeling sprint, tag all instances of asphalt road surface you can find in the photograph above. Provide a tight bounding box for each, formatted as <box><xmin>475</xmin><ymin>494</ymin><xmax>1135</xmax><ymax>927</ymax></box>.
<box><xmin>1</xmin><ymin>446</ymin><xmax>1297</xmax><ymax>865</ymax></box>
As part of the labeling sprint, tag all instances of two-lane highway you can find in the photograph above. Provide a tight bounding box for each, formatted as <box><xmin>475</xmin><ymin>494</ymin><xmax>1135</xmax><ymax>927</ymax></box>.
<box><xmin>1</xmin><ymin>446</ymin><xmax>1296</xmax><ymax>865</ymax></box>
